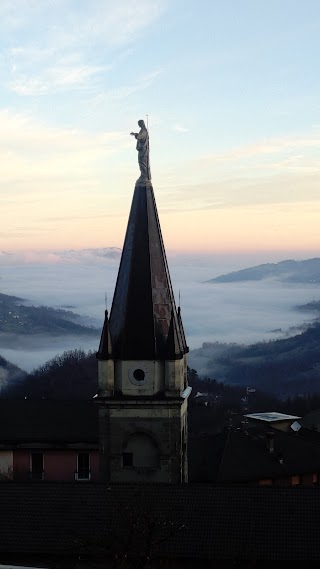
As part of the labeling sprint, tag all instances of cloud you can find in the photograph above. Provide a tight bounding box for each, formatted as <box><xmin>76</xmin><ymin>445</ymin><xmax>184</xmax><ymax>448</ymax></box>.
<box><xmin>149</xmin><ymin>130</ymin><xmax>320</xmax><ymax>214</ymax></box>
<box><xmin>0</xmin><ymin>109</ymin><xmax>128</xmax><ymax>175</ymax></box>
<box><xmin>92</xmin><ymin>69</ymin><xmax>163</xmax><ymax>104</ymax></box>
<box><xmin>0</xmin><ymin>1</ymin><xmax>166</xmax><ymax>47</ymax></box>
<box><xmin>199</xmin><ymin>133</ymin><xmax>320</xmax><ymax>163</ymax></box>
<box><xmin>9</xmin><ymin>63</ymin><xmax>108</xmax><ymax>96</ymax></box>
<box><xmin>0</xmin><ymin>109</ymin><xmax>138</xmax><ymax>248</ymax></box>
<box><xmin>172</xmin><ymin>124</ymin><xmax>189</xmax><ymax>133</ymax></box>
<box><xmin>39</xmin><ymin>212</ymin><xmax>123</xmax><ymax>223</ymax></box>
<box><xmin>0</xmin><ymin>0</ymin><xmax>48</xmax><ymax>31</ymax></box>
<box><xmin>156</xmin><ymin>172</ymin><xmax>320</xmax><ymax>213</ymax></box>
<box><xmin>42</xmin><ymin>0</ymin><xmax>167</xmax><ymax>50</ymax></box>
<box><xmin>2</xmin><ymin>1</ymin><xmax>166</xmax><ymax>96</ymax></box>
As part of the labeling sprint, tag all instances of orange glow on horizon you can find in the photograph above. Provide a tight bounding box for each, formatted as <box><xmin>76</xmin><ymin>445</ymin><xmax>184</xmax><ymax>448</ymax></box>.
<box><xmin>4</xmin><ymin>200</ymin><xmax>320</xmax><ymax>258</ymax></box>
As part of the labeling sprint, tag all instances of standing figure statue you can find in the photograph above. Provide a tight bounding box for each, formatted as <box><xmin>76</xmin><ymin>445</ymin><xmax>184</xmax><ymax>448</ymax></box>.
<box><xmin>130</xmin><ymin>119</ymin><xmax>151</xmax><ymax>182</ymax></box>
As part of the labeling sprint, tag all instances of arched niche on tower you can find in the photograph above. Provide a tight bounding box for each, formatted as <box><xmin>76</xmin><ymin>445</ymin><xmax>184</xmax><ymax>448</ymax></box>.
<box><xmin>122</xmin><ymin>432</ymin><xmax>160</xmax><ymax>470</ymax></box>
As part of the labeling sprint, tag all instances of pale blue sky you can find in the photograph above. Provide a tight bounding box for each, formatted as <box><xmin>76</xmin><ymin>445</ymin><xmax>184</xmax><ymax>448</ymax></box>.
<box><xmin>1</xmin><ymin>0</ymin><xmax>320</xmax><ymax>252</ymax></box>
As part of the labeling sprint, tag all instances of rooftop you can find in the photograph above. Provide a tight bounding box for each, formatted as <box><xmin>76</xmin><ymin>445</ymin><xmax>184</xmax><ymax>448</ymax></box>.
<box><xmin>0</xmin><ymin>400</ymin><xmax>98</xmax><ymax>445</ymax></box>
<box><xmin>216</xmin><ymin>426</ymin><xmax>320</xmax><ymax>482</ymax></box>
<box><xmin>245</xmin><ymin>412</ymin><xmax>301</xmax><ymax>423</ymax></box>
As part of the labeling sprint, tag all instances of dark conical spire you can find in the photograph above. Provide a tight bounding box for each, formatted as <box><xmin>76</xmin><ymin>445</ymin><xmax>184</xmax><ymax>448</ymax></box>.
<box><xmin>97</xmin><ymin>309</ymin><xmax>112</xmax><ymax>360</ymax></box>
<box><xmin>106</xmin><ymin>181</ymin><xmax>188</xmax><ymax>360</ymax></box>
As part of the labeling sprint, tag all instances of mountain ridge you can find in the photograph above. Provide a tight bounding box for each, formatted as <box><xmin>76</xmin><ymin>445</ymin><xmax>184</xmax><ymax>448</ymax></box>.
<box><xmin>207</xmin><ymin>257</ymin><xmax>320</xmax><ymax>284</ymax></box>
<box><xmin>188</xmin><ymin>320</ymin><xmax>320</xmax><ymax>396</ymax></box>
<box><xmin>0</xmin><ymin>292</ymin><xmax>100</xmax><ymax>336</ymax></box>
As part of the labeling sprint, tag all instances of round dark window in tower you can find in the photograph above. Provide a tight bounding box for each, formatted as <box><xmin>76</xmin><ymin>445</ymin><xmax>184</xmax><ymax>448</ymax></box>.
<box><xmin>133</xmin><ymin>368</ymin><xmax>145</xmax><ymax>382</ymax></box>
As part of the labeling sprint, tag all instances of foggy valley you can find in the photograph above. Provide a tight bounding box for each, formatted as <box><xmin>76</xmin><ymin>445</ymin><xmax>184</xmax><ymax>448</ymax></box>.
<box><xmin>1</xmin><ymin>248</ymin><xmax>319</xmax><ymax>374</ymax></box>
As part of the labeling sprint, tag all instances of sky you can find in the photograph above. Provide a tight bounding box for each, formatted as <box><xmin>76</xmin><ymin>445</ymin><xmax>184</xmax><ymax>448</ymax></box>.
<box><xmin>1</xmin><ymin>0</ymin><xmax>320</xmax><ymax>254</ymax></box>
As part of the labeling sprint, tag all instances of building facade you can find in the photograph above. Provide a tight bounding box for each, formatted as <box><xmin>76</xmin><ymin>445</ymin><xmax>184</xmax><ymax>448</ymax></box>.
<box><xmin>0</xmin><ymin>400</ymin><xmax>100</xmax><ymax>482</ymax></box>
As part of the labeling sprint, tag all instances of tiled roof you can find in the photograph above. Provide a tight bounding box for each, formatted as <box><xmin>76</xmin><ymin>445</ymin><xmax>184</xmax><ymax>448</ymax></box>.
<box><xmin>0</xmin><ymin>400</ymin><xmax>98</xmax><ymax>444</ymax></box>
<box><xmin>0</xmin><ymin>483</ymin><xmax>320</xmax><ymax>562</ymax></box>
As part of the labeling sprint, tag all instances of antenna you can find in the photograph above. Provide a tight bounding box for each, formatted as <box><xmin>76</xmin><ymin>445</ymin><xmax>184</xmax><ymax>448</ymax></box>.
<box><xmin>105</xmin><ymin>292</ymin><xmax>108</xmax><ymax>310</ymax></box>
<box><xmin>178</xmin><ymin>289</ymin><xmax>181</xmax><ymax>308</ymax></box>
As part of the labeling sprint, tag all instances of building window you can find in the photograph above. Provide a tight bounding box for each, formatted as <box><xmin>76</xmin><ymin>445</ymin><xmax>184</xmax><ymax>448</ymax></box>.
<box><xmin>133</xmin><ymin>369</ymin><xmax>145</xmax><ymax>382</ymax></box>
<box><xmin>312</xmin><ymin>473</ymin><xmax>318</xmax><ymax>485</ymax></box>
<box><xmin>259</xmin><ymin>479</ymin><xmax>272</xmax><ymax>486</ymax></box>
<box><xmin>292</xmin><ymin>475</ymin><xmax>301</xmax><ymax>486</ymax></box>
<box><xmin>128</xmin><ymin>364</ymin><xmax>148</xmax><ymax>386</ymax></box>
<box><xmin>76</xmin><ymin>453</ymin><xmax>90</xmax><ymax>480</ymax></box>
<box><xmin>31</xmin><ymin>453</ymin><xmax>44</xmax><ymax>480</ymax></box>
<box><xmin>122</xmin><ymin>452</ymin><xmax>133</xmax><ymax>467</ymax></box>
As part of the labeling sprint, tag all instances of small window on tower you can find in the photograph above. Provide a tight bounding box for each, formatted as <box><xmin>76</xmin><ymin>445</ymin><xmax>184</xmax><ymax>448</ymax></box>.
<box><xmin>128</xmin><ymin>364</ymin><xmax>148</xmax><ymax>385</ymax></box>
<box><xmin>133</xmin><ymin>369</ymin><xmax>145</xmax><ymax>382</ymax></box>
<box><xmin>123</xmin><ymin>452</ymin><xmax>133</xmax><ymax>467</ymax></box>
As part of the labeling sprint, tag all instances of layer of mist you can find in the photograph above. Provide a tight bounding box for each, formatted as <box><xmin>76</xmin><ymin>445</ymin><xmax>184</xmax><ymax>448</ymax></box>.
<box><xmin>1</xmin><ymin>249</ymin><xmax>319</xmax><ymax>372</ymax></box>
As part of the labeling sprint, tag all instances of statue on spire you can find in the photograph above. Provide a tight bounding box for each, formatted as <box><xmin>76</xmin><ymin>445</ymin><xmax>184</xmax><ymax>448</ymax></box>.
<box><xmin>130</xmin><ymin>119</ymin><xmax>151</xmax><ymax>182</ymax></box>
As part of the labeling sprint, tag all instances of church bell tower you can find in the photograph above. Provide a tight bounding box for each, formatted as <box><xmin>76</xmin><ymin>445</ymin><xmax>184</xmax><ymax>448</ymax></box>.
<box><xmin>97</xmin><ymin>123</ymin><xmax>190</xmax><ymax>483</ymax></box>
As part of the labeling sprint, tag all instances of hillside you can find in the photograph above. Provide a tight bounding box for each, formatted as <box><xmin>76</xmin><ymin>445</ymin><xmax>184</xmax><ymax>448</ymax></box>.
<box><xmin>3</xmin><ymin>349</ymin><xmax>97</xmax><ymax>399</ymax></box>
<box><xmin>0</xmin><ymin>292</ymin><xmax>100</xmax><ymax>336</ymax></box>
<box><xmin>5</xmin><ymin>349</ymin><xmax>320</xmax><ymax>436</ymax></box>
<box><xmin>0</xmin><ymin>354</ymin><xmax>26</xmax><ymax>394</ymax></box>
<box><xmin>189</xmin><ymin>321</ymin><xmax>320</xmax><ymax>396</ymax></box>
<box><xmin>3</xmin><ymin>349</ymin><xmax>280</xmax><ymax>417</ymax></box>
<box><xmin>5</xmin><ymin>322</ymin><xmax>320</xmax><ymax>399</ymax></box>
<box><xmin>296</xmin><ymin>300</ymin><xmax>320</xmax><ymax>313</ymax></box>
<box><xmin>207</xmin><ymin>257</ymin><xmax>320</xmax><ymax>284</ymax></box>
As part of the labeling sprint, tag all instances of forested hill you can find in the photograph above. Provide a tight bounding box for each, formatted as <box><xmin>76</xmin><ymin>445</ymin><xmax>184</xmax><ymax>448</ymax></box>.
<box><xmin>207</xmin><ymin>257</ymin><xmax>320</xmax><ymax>284</ymax></box>
<box><xmin>2</xmin><ymin>349</ymin><xmax>280</xmax><ymax>416</ymax></box>
<box><xmin>0</xmin><ymin>292</ymin><xmax>99</xmax><ymax>336</ymax></box>
<box><xmin>3</xmin><ymin>322</ymin><xmax>320</xmax><ymax>399</ymax></box>
<box><xmin>189</xmin><ymin>321</ymin><xmax>320</xmax><ymax>397</ymax></box>
<box><xmin>0</xmin><ymin>355</ymin><xmax>26</xmax><ymax>393</ymax></box>
<box><xmin>3</xmin><ymin>349</ymin><xmax>97</xmax><ymax>400</ymax></box>
<box><xmin>4</xmin><ymin>349</ymin><xmax>320</xmax><ymax>431</ymax></box>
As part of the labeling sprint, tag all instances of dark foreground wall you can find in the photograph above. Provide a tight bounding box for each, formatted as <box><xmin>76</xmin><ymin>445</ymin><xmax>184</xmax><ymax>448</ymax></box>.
<box><xmin>0</xmin><ymin>483</ymin><xmax>320</xmax><ymax>567</ymax></box>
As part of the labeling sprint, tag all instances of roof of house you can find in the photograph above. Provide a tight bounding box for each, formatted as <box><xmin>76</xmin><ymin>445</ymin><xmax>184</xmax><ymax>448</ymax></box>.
<box><xmin>0</xmin><ymin>400</ymin><xmax>98</xmax><ymax>445</ymax></box>
<box><xmin>245</xmin><ymin>412</ymin><xmax>300</xmax><ymax>422</ymax></box>
<box><xmin>216</xmin><ymin>426</ymin><xmax>320</xmax><ymax>482</ymax></box>
<box><xmin>0</xmin><ymin>482</ymin><xmax>320</xmax><ymax>563</ymax></box>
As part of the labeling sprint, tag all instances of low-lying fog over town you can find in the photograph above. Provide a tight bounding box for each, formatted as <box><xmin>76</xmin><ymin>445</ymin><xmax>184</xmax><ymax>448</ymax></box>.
<box><xmin>1</xmin><ymin>248</ymin><xmax>319</xmax><ymax>372</ymax></box>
